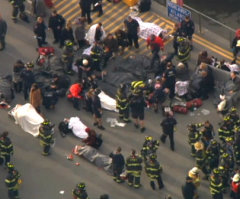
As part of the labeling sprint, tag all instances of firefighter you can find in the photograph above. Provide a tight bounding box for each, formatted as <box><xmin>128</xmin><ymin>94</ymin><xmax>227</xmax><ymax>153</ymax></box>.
<box><xmin>130</xmin><ymin>80</ymin><xmax>145</xmax><ymax>96</ymax></box>
<box><xmin>72</xmin><ymin>182</ymin><xmax>89</xmax><ymax>199</ymax></box>
<box><xmin>218</xmin><ymin>165</ymin><xmax>229</xmax><ymax>193</ymax></box>
<box><xmin>109</xmin><ymin>146</ymin><xmax>125</xmax><ymax>183</ymax></box>
<box><xmin>90</xmin><ymin>41</ymin><xmax>104</xmax><ymax>73</ymax></box>
<box><xmin>200</xmin><ymin>120</ymin><xmax>214</xmax><ymax>148</ymax></box>
<box><xmin>126</xmin><ymin>149</ymin><xmax>143</xmax><ymax>188</ymax></box>
<box><xmin>187</xmin><ymin>124</ymin><xmax>200</xmax><ymax>157</ymax></box>
<box><xmin>231</xmin><ymin>173</ymin><xmax>240</xmax><ymax>199</ymax></box>
<box><xmin>187</xmin><ymin>167</ymin><xmax>201</xmax><ymax>199</ymax></box>
<box><xmin>145</xmin><ymin>154</ymin><xmax>164</xmax><ymax>190</ymax></box>
<box><xmin>10</xmin><ymin>0</ymin><xmax>29</xmax><ymax>23</ymax></box>
<box><xmin>176</xmin><ymin>36</ymin><xmax>191</xmax><ymax>69</ymax></box>
<box><xmin>5</xmin><ymin>163</ymin><xmax>21</xmax><ymax>199</ymax></box>
<box><xmin>219</xmin><ymin>152</ymin><xmax>234</xmax><ymax>173</ymax></box>
<box><xmin>116</xmin><ymin>84</ymin><xmax>130</xmax><ymax>123</ymax></box>
<box><xmin>233</xmin><ymin>133</ymin><xmax>240</xmax><ymax>166</ymax></box>
<box><xmin>226</xmin><ymin>107</ymin><xmax>239</xmax><ymax>125</ymax></box>
<box><xmin>39</xmin><ymin>120</ymin><xmax>54</xmax><ymax>156</ymax></box>
<box><xmin>206</xmin><ymin>139</ymin><xmax>220</xmax><ymax>171</ymax></box>
<box><xmin>218</xmin><ymin>116</ymin><xmax>234</xmax><ymax>143</ymax></box>
<box><xmin>194</xmin><ymin>141</ymin><xmax>209</xmax><ymax>178</ymax></box>
<box><xmin>0</xmin><ymin>131</ymin><xmax>14</xmax><ymax>166</ymax></box>
<box><xmin>62</xmin><ymin>40</ymin><xmax>74</xmax><ymax>74</ymax></box>
<box><xmin>209</xmin><ymin>168</ymin><xmax>223</xmax><ymax>199</ymax></box>
<box><xmin>141</xmin><ymin>136</ymin><xmax>159</xmax><ymax>161</ymax></box>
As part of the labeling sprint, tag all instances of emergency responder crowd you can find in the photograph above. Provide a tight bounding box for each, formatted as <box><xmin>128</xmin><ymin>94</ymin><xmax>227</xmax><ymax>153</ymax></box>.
<box><xmin>1</xmin><ymin>0</ymin><xmax>240</xmax><ymax>199</ymax></box>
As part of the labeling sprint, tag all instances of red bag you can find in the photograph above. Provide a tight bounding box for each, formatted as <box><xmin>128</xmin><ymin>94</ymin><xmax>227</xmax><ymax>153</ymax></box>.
<box><xmin>38</xmin><ymin>47</ymin><xmax>54</xmax><ymax>56</ymax></box>
<box><xmin>172</xmin><ymin>105</ymin><xmax>188</xmax><ymax>114</ymax></box>
<box><xmin>44</xmin><ymin>0</ymin><xmax>53</xmax><ymax>8</ymax></box>
<box><xmin>186</xmin><ymin>98</ymin><xmax>203</xmax><ymax>109</ymax></box>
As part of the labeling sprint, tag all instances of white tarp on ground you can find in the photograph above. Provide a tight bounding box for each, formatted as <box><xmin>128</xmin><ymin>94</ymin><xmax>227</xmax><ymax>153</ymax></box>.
<box><xmin>9</xmin><ymin>103</ymin><xmax>44</xmax><ymax>137</ymax></box>
<box><xmin>133</xmin><ymin>17</ymin><xmax>168</xmax><ymax>40</ymax></box>
<box><xmin>68</xmin><ymin>117</ymin><xmax>88</xmax><ymax>139</ymax></box>
<box><xmin>99</xmin><ymin>91</ymin><xmax>118</xmax><ymax>112</ymax></box>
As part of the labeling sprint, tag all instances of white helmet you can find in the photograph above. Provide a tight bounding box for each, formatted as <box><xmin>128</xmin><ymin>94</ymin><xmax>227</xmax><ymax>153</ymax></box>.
<box><xmin>82</xmin><ymin>59</ymin><xmax>89</xmax><ymax>66</ymax></box>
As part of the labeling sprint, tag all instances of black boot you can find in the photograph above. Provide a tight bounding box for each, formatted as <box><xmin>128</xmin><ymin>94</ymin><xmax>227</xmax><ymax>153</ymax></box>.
<box><xmin>150</xmin><ymin>181</ymin><xmax>155</xmax><ymax>190</ymax></box>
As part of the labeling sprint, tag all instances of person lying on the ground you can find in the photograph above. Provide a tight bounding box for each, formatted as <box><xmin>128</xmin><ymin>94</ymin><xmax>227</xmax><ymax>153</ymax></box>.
<box><xmin>58</xmin><ymin>117</ymin><xmax>102</xmax><ymax>148</ymax></box>
<box><xmin>73</xmin><ymin>145</ymin><xmax>112</xmax><ymax>174</ymax></box>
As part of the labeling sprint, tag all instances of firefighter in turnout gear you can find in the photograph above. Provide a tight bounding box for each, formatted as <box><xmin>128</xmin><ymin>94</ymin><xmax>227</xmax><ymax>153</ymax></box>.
<box><xmin>219</xmin><ymin>152</ymin><xmax>234</xmax><ymax>173</ymax></box>
<box><xmin>206</xmin><ymin>139</ymin><xmax>220</xmax><ymax>171</ymax></box>
<box><xmin>5</xmin><ymin>163</ymin><xmax>21</xmax><ymax>199</ymax></box>
<box><xmin>218</xmin><ymin>165</ymin><xmax>229</xmax><ymax>193</ymax></box>
<box><xmin>141</xmin><ymin>136</ymin><xmax>159</xmax><ymax>161</ymax></box>
<box><xmin>39</xmin><ymin>120</ymin><xmax>54</xmax><ymax>156</ymax></box>
<box><xmin>233</xmin><ymin>133</ymin><xmax>240</xmax><ymax>166</ymax></box>
<box><xmin>199</xmin><ymin>120</ymin><xmax>214</xmax><ymax>148</ymax></box>
<box><xmin>209</xmin><ymin>168</ymin><xmax>224</xmax><ymax>199</ymax></box>
<box><xmin>0</xmin><ymin>131</ymin><xmax>14</xmax><ymax>166</ymax></box>
<box><xmin>130</xmin><ymin>81</ymin><xmax>146</xmax><ymax>96</ymax></box>
<box><xmin>62</xmin><ymin>40</ymin><xmax>74</xmax><ymax>74</ymax></box>
<box><xmin>145</xmin><ymin>154</ymin><xmax>164</xmax><ymax>190</ymax></box>
<box><xmin>194</xmin><ymin>141</ymin><xmax>209</xmax><ymax>178</ymax></box>
<box><xmin>116</xmin><ymin>84</ymin><xmax>130</xmax><ymax>123</ymax></box>
<box><xmin>126</xmin><ymin>149</ymin><xmax>143</xmax><ymax>188</ymax></box>
<box><xmin>90</xmin><ymin>41</ymin><xmax>104</xmax><ymax>72</ymax></box>
<box><xmin>187</xmin><ymin>124</ymin><xmax>200</xmax><ymax>157</ymax></box>
<box><xmin>218</xmin><ymin>116</ymin><xmax>234</xmax><ymax>142</ymax></box>
<box><xmin>10</xmin><ymin>0</ymin><xmax>29</xmax><ymax>23</ymax></box>
<box><xmin>72</xmin><ymin>182</ymin><xmax>89</xmax><ymax>199</ymax></box>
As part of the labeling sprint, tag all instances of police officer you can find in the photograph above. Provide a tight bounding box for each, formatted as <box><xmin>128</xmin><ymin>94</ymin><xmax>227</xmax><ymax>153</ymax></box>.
<box><xmin>72</xmin><ymin>182</ymin><xmax>89</xmax><ymax>199</ymax></box>
<box><xmin>48</xmin><ymin>10</ymin><xmax>65</xmax><ymax>44</ymax></box>
<box><xmin>160</xmin><ymin>111</ymin><xmax>177</xmax><ymax>151</ymax></box>
<box><xmin>34</xmin><ymin>17</ymin><xmax>47</xmax><ymax>48</ymax></box>
<box><xmin>39</xmin><ymin>120</ymin><xmax>54</xmax><ymax>156</ymax></box>
<box><xmin>194</xmin><ymin>141</ymin><xmax>209</xmax><ymax>179</ymax></box>
<box><xmin>10</xmin><ymin>0</ymin><xmax>28</xmax><ymax>23</ymax></box>
<box><xmin>187</xmin><ymin>124</ymin><xmax>200</xmax><ymax>157</ymax></box>
<box><xmin>116</xmin><ymin>84</ymin><xmax>130</xmax><ymax>123</ymax></box>
<box><xmin>5</xmin><ymin>163</ymin><xmax>21</xmax><ymax>199</ymax></box>
<box><xmin>79</xmin><ymin>0</ymin><xmax>92</xmax><ymax>24</ymax></box>
<box><xmin>92</xmin><ymin>88</ymin><xmax>105</xmax><ymax>130</ymax></box>
<box><xmin>109</xmin><ymin>146</ymin><xmax>125</xmax><ymax>183</ymax></box>
<box><xmin>209</xmin><ymin>168</ymin><xmax>223</xmax><ymax>199</ymax></box>
<box><xmin>62</xmin><ymin>40</ymin><xmax>74</xmax><ymax>74</ymax></box>
<box><xmin>145</xmin><ymin>154</ymin><xmax>164</xmax><ymax>190</ymax></box>
<box><xmin>20</xmin><ymin>62</ymin><xmax>35</xmax><ymax>100</ymax></box>
<box><xmin>180</xmin><ymin>15</ymin><xmax>195</xmax><ymax>48</ymax></box>
<box><xmin>126</xmin><ymin>149</ymin><xmax>143</xmax><ymax>188</ymax></box>
<box><xmin>0</xmin><ymin>131</ymin><xmax>14</xmax><ymax>166</ymax></box>
<box><xmin>141</xmin><ymin>136</ymin><xmax>159</xmax><ymax>161</ymax></box>
<box><xmin>162</xmin><ymin>62</ymin><xmax>176</xmax><ymax>100</ymax></box>
<box><xmin>124</xmin><ymin>16</ymin><xmax>140</xmax><ymax>49</ymax></box>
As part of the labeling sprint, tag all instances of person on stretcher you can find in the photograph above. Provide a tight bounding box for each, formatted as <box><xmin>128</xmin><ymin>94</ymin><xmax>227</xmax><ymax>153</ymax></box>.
<box><xmin>58</xmin><ymin>117</ymin><xmax>102</xmax><ymax>148</ymax></box>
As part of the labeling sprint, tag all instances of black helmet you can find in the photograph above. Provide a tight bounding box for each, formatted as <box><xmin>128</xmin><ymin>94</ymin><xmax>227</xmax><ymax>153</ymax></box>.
<box><xmin>77</xmin><ymin>182</ymin><xmax>86</xmax><ymax>189</ymax></box>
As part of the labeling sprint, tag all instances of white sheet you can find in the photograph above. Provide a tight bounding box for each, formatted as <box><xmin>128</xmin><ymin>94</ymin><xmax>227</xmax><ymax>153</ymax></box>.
<box><xmin>98</xmin><ymin>91</ymin><xmax>118</xmax><ymax>112</ymax></box>
<box><xmin>133</xmin><ymin>17</ymin><xmax>168</xmax><ymax>40</ymax></box>
<box><xmin>9</xmin><ymin>103</ymin><xmax>44</xmax><ymax>137</ymax></box>
<box><xmin>68</xmin><ymin>117</ymin><xmax>88</xmax><ymax>139</ymax></box>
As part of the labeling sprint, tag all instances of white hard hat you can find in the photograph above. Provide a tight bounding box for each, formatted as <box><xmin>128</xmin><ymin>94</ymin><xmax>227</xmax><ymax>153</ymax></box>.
<box><xmin>190</xmin><ymin>167</ymin><xmax>199</xmax><ymax>175</ymax></box>
<box><xmin>233</xmin><ymin>174</ymin><xmax>240</xmax><ymax>182</ymax></box>
<box><xmin>82</xmin><ymin>59</ymin><xmax>88</xmax><ymax>66</ymax></box>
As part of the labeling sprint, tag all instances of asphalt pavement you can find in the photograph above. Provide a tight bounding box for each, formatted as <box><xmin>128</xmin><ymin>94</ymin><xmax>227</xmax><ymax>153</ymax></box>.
<box><xmin>0</xmin><ymin>1</ymin><xmax>233</xmax><ymax>199</ymax></box>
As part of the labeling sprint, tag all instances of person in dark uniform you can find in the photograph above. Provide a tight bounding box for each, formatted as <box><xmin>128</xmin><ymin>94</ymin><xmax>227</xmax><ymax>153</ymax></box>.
<box><xmin>42</xmin><ymin>83</ymin><xmax>58</xmax><ymax>110</ymax></box>
<box><xmin>72</xmin><ymin>182</ymin><xmax>89</xmax><ymax>199</ymax></box>
<box><xmin>116</xmin><ymin>84</ymin><xmax>130</xmax><ymax>123</ymax></box>
<box><xmin>90</xmin><ymin>41</ymin><xmax>104</xmax><ymax>72</ymax></box>
<box><xmin>79</xmin><ymin>0</ymin><xmax>92</xmax><ymax>24</ymax></box>
<box><xmin>48</xmin><ymin>10</ymin><xmax>65</xmax><ymax>44</ymax></box>
<box><xmin>34</xmin><ymin>17</ymin><xmax>47</xmax><ymax>48</ymax></box>
<box><xmin>124</xmin><ymin>16</ymin><xmax>140</xmax><ymax>49</ymax></box>
<box><xmin>162</xmin><ymin>62</ymin><xmax>176</xmax><ymax>100</ymax></box>
<box><xmin>160</xmin><ymin>111</ymin><xmax>177</xmax><ymax>151</ymax></box>
<box><xmin>75</xmin><ymin>56</ymin><xmax>93</xmax><ymax>81</ymax></box>
<box><xmin>141</xmin><ymin>136</ymin><xmax>159</xmax><ymax>161</ymax></box>
<box><xmin>5</xmin><ymin>163</ymin><xmax>21</xmax><ymax>199</ymax></box>
<box><xmin>109</xmin><ymin>146</ymin><xmax>125</xmax><ymax>183</ymax></box>
<box><xmin>12</xmin><ymin>60</ymin><xmax>24</xmax><ymax>93</ymax></box>
<box><xmin>145</xmin><ymin>154</ymin><xmax>164</xmax><ymax>190</ymax></box>
<box><xmin>130</xmin><ymin>93</ymin><xmax>147</xmax><ymax>132</ymax></box>
<box><xmin>39</xmin><ymin>120</ymin><xmax>54</xmax><ymax>156</ymax></box>
<box><xmin>210</xmin><ymin>168</ymin><xmax>223</xmax><ymax>199</ymax></box>
<box><xmin>92</xmin><ymin>0</ymin><xmax>103</xmax><ymax>17</ymax></box>
<box><xmin>92</xmin><ymin>88</ymin><xmax>105</xmax><ymax>130</ymax></box>
<box><xmin>187</xmin><ymin>124</ymin><xmax>201</xmax><ymax>157</ymax></box>
<box><xmin>60</xmin><ymin>21</ymin><xmax>75</xmax><ymax>48</ymax></box>
<box><xmin>0</xmin><ymin>132</ymin><xmax>13</xmax><ymax>166</ymax></box>
<box><xmin>180</xmin><ymin>15</ymin><xmax>195</xmax><ymax>48</ymax></box>
<box><xmin>62</xmin><ymin>40</ymin><xmax>74</xmax><ymax>74</ymax></box>
<box><xmin>0</xmin><ymin>14</ymin><xmax>7</xmax><ymax>51</ymax></box>
<box><xmin>10</xmin><ymin>0</ymin><xmax>28</xmax><ymax>23</ymax></box>
<box><xmin>20</xmin><ymin>62</ymin><xmax>35</xmax><ymax>100</ymax></box>
<box><xmin>182</xmin><ymin>176</ymin><xmax>196</xmax><ymax>199</ymax></box>
<box><xmin>126</xmin><ymin>149</ymin><xmax>143</xmax><ymax>188</ymax></box>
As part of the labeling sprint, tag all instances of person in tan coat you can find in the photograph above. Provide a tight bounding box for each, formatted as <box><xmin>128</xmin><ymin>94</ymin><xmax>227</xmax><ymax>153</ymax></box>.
<box><xmin>30</xmin><ymin>83</ymin><xmax>42</xmax><ymax>113</ymax></box>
